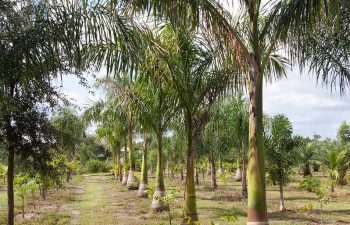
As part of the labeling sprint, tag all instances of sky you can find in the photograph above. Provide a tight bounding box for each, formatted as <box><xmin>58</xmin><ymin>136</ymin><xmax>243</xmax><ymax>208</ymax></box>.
<box><xmin>56</xmin><ymin>67</ymin><xmax>350</xmax><ymax>139</ymax></box>
<box><xmin>54</xmin><ymin>1</ymin><xmax>350</xmax><ymax>139</ymax></box>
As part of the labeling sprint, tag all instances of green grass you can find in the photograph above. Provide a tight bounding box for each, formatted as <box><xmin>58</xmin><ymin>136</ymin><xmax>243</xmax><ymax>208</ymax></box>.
<box><xmin>1</xmin><ymin>172</ymin><xmax>350</xmax><ymax>224</ymax></box>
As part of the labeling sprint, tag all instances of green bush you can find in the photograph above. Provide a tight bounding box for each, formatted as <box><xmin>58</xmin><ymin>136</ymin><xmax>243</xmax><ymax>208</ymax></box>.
<box><xmin>299</xmin><ymin>175</ymin><xmax>320</xmax><ymax>192</ymax></box>
<box><xmin>86</xmin><ymin>159</ymin><xmax>111</xmax><ymax>173</ymax></box>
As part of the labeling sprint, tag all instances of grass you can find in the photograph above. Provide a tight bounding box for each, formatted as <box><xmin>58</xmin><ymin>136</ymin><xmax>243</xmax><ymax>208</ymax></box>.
<box><xmin>0</xmin><ymin>172</ymin><xmax>350</xmax><ymax>224</ymax></box>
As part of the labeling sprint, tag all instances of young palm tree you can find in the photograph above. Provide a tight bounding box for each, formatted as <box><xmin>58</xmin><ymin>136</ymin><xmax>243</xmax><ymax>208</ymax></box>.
<box><xmin>265</xmin><ymin>114</ymin><xmax>296</xmax><ymax>211</ymax></box>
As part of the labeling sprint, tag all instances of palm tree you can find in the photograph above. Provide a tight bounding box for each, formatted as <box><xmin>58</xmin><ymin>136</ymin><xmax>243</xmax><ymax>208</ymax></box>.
<box><xmin>83</xmin><ymin>97</ymin><xmax>128</xmax><ymax>182</ymax></box>
<box><xmin>116</xmin><ymin>1</ymin><xmax>350</xmax><ymax>223</ymax></box>
<box><xmin>97</xmin><ymin>66</ymin><xmax>178</xmax><ymax>209</ymax></box>
<box><xmin>95</xmin><ymin>125</ymin><xmax>123</xmax><ymax>181</ymax></box>
<box><xmin>318</xmin><ymin>147</ymin><xmax>349</xmax><ymax>190</ymax></box>
<box><xmin>265</xmin><ymin>114</ymin><xmax>296</xmax><ymax>211</ymax></box>
<box><xmin>75</xmin><ymin>1</ymin><xmax>350</xmax><ymax>223</ymax></box>
<box><xmin>143</xmin><ymin>24</ymin><xmax>240</xmax><ymax>223</ymax></box>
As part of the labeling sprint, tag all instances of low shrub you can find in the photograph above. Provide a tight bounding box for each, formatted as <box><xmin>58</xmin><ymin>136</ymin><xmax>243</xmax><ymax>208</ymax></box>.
<box><xmin>86</xmin><ymin>159</ymin><xmax>111</xmax><ymax>173</ymax></box>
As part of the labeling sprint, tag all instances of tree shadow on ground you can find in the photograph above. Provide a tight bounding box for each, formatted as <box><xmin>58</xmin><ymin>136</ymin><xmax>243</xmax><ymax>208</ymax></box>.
<box><xmin>269</xmin><ymin>210</ymin><xmax>321</xmax><ymax>224</ymax></box>
<box><xmin>284</xmin><ymin>196</ymin><xmax>315</xmax><ymax>201</ymax></box>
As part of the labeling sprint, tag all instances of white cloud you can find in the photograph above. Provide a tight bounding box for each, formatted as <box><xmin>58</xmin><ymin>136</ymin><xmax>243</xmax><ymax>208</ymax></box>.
<box><xmin>264</xmin><ymin>69</ymin><xmax>350</xmax><ymax>138</ymax></box>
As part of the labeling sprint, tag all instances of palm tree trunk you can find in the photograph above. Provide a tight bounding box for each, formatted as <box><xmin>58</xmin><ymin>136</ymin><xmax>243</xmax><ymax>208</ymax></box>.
<box><xmin>7</xmin><ymin>144</ymin><xmax>15</xmax><ymax>225</ymax></box>
<box><xmin>122</xmin><ymin>137</ymin><xmax>128</xmax><ymax>185</ymax></box>
<box><xmin>279</xmin><ymin>182</ymin><xmax>286</xmax><ymax>211</ymax></box>
<box><xmin>210</xmin><ymin>154</ymin><xmax>217</xmax><ymax>189</ymax></box>
<box><xmin>127</xmin><ymin>119</ymin><xmax>138</xmax><ymax>190</ymax></box>
<box><xmin>303</xmin><ymin>164</ymin><xmax>312</xmax><ymax>177</ymax></box>
<box><xmin>128</xmin><ymin>120</ymin><xmax>135</xmax><ymax>171</ymax></box>
<box><xmin>247</xmin><ymin>71</ymin><xmax>268</xmax><ymax>224</ymax></box>
<box><xmin>207</xmin><ymin>158</ymin><xmax>211</xmax><ymax>176</ymax></box>
<box><xmin>195</xmin><ymin>167</ymin><xmax>199</xmax><ymax>185</ymax></box>
<box><xmin>66</xmin><ymin>148</ymin><xmax>73</xmax><ymax>182</ymax></box>
<box><xmin>138</xmin><ymin>134</ymin><xmax>148</xmax><ymax>197</ymax></box>
<box><xmin>180</xmin><ymin>161</ymin><xmax>184</xmax><ymax>181</ymax></box>
<box><xmin>115</xmin><ymin>141</ymin><xmax>121</xmax><ymax>181</ymax></box>
<box><xmin>242</xmin><ymin>156</ymin><xmax>248</xmax><ymax>198</ymax></box>
<box><xmin>183</xmin><ymin>116</ymin><xmax>198</xmax><ymax>223</ymax></box>
<box><xmin>151</xmin><ymin>131</ymin><xmax>168</xmax><ymax>211</ymax></box>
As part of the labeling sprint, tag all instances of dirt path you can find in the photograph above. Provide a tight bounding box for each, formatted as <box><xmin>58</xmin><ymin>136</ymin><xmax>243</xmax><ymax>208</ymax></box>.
<box><xmin>70</xmin><ymin>174</ymin><xmax>157</xmax><ymax>225</ymax></box>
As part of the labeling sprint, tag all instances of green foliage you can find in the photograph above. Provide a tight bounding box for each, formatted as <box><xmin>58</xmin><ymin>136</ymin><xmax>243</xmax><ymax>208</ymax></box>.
<box><xmin>300</xmin><ymin>176</ymin><xmax>332</xmax><ymax>222</ymax></box>
<box><xmin>0</xmin><ymin>163</ymin><xmax>7</xmax><ymax>185</ymax></box>
<box><xmin>337</xmin><ymin>121</ymin><xmax>350</xmax><ymax>145</ymax></box>
<box><xmin>51</xmin><ymin>108</ymin><xmax>85</xmax><ymax>150</ymax></box>
<box><xmin>86</xmin><ymin>159</ymin><xmax>111</xmax><ymax>173</ymax></box>
<box><xmin>37</xmin><ymin>212</ymin><xmax>70</xmax><ymax>225</ymax></box>
<box><xmin>217</xmin><ymin>206</ymin><xmax>240</xmax><ymax>224</ymax></box>
<box><xmin>299</xmin><ymin>176</ymin><xmax>321</xmax><ymax>192</ymax></box>
<box><xmin>77</xmin><ymin>136</ymin><xmax>109</xmax><ymax>166</ymax></box>
<box><xmin>146</xmin><ymin>183</ymin><xmax>156</xmax><ymax>199</ymax></box>
<box><xmin>265</xmin><ymin>114</ymin><xmax>296</xmax><ymax>186</ymax></box>
<box><xmin>297</xmin><ymin>202</ymin><xmax>314</xmax><ymax>213</ymax></box>
<box><xmin>319</xmin><ymin>150</ymin><xmax>348</xmax><ymax>187</ymax></box>
<box><xmin>14</xmin><ymin>175</ymin><xmax>38</xmax><ymax>217</ymax></box>
<box><xmin>27</xmin><ymin>179</ymin><xmax>39</xmax><ymax>209</ymax></box>
<box><xmin>154</xmin><ymin>188</ymin><xmax>180</xmax><ymax>207</ymax></box>
<box><xmin>153</xmin><ymin>188</ymin><xmax>181</xmax><ymax>225</ymax></box>
<box><xmin>218</xmin><ymin>171</ymin><xmax>230</xmax><ymax>186</ymax></box>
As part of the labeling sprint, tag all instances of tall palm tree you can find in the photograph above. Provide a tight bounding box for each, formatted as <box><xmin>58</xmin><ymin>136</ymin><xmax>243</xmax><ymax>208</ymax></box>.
<box><xmin>144</xmin><ymin>24</ymin><xmax>240</xmax><ymax>223</ymax></box>
<box><xmin>83</xmin><ymin>97</ymin><xmax>128</xmax><ymax>182</ymax></box>
<box><xmin>97</xmin><ymin>68</ymin><xmax>178</xmax><ymax>209</ymax></box>
<box><xmin>117</xmin><ymin>1</ymin><xmax>350</xmax><ymax>224</ymax></box>
<box><xmin>77</xmin><ymin>1</ymin><xmax>350</xmax><ymax>224</ymax></box>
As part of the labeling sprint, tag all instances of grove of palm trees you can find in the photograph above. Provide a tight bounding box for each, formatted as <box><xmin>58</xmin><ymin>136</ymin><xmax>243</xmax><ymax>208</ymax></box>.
<box><xmin>1</xmin><ymin>0</ymin><xmax>350</xmax><ymax>225</ymax></box>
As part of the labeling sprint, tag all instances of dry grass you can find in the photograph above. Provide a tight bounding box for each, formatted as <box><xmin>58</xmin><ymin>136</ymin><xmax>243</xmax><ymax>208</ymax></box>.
<box><xmin>0</xmin><ymin>172</ymin><xmax>350</xmax><ymax>225</ymax></box>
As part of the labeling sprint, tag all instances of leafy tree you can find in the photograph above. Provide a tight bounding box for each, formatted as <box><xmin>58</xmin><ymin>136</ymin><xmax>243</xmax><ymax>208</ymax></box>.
<box><xmin>265</xmin><ymin>114</ymin><xmax>296</xmax><ymax>211</ymax></box>
<box><xmin>52</xmin><ymin>108</ymin><xmax>85</xmax><ymax>182</ymax></box>
<box><xmin>337</xmin><ymin>121</ymin><xmax>350</xmax><ymax>146</ymax></box>
<box><xmin>0</xmin><ymin>1</ymin><xmax>82</xmax><ymax>223</ymax></box>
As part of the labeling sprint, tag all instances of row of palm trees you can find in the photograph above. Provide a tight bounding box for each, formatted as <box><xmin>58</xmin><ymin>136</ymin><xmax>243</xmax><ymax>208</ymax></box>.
<box><xmin>3</xmin><ymin>0</ymin><xmax>349</xmax><ymax>224</ymax></box>
<box><xmin>77</xmin><ymin>1</ymin><xmax>349</xmax><ymax>224</ymax></box>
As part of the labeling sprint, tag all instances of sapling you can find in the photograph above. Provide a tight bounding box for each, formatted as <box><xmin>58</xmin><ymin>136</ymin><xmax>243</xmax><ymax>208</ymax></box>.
<box><xmin>14</xmin><ymin>175</ymin><xmax>30</xmax><ymax>218</ymax></box>
<box><xmin>218</xmin><ymin>171</ymin><xmax>230</xmax><ymax>193</ymax></box>
<box><xmin>154</xmin><ymin>188</ymin><xmax>180</xmax><ymax>225</ymax></box>
<box><xmin>300</xmin><ymin>176</ymin><xmax>332</xmax><ymax>223</ymax></box>
<box><xmin>27</xmin><ymin>179</ymin><xmax>39</xmax><ymax>210</ymax></box>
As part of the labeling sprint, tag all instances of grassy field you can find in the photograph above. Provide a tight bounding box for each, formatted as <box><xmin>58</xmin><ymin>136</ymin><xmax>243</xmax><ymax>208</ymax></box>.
<box><xmin>0</xmin><ymin>172</ymin><xmax>350</xmax><ymax>225</ymax></box>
